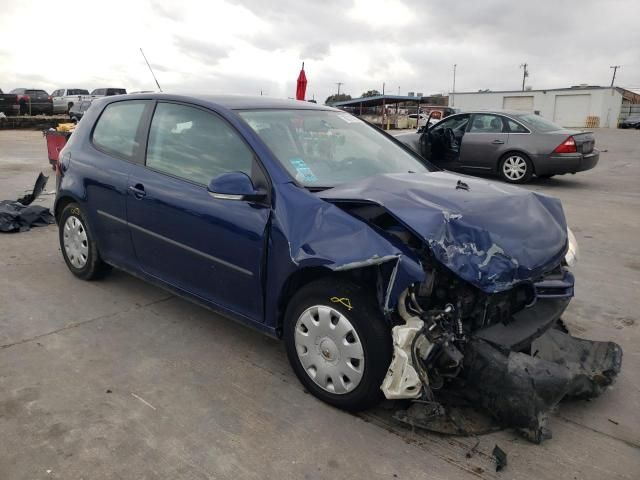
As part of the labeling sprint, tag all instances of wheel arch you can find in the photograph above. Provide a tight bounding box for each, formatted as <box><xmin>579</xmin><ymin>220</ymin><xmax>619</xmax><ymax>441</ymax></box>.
<box><xmin>54</xmin><ymin>194</ymin><xmax>80</xmax><ymax>223</ymax></box>
<box><xmin>275</xmin><ymin>265</ymin><xmax>381</xmax><ymax>337</ymax></box>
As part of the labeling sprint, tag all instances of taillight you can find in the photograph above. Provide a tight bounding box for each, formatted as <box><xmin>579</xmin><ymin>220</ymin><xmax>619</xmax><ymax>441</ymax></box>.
<box><xmin>48</xmin><ymin>95</ymin><xmax>52</xmax><ymax>100</ymax></box>
<box><xmin>553</xmin><ymin>136</ymin><xmax>577</xmax><ymax>154</ymax></box>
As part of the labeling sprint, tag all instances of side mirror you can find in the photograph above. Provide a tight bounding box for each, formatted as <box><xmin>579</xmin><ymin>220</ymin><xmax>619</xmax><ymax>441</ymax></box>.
<box><xmin>207</xmin><ymin>171</ymin><xmax>267</xmax><ymax>202</ymax></box>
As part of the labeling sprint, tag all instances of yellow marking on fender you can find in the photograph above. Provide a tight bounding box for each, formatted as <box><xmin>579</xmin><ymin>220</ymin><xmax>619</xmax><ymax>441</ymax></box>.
<box><xmin>71</xmin><ymin>207</ymin><xmax>80</xmax><ymax>215</ymax></box>
<box><xmin>330</xmin><ymin>297</ymin><xmax>352</xmax><ymax>310</ymax></box>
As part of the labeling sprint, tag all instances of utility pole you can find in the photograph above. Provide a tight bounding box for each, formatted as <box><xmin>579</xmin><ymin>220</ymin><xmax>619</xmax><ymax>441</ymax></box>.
<box><xmin>520</xmin><ymin>63</ymin><xmax>529</xmax><ymax>91</ymax></box>
<box><xmin>610</xmin><ymin>65</ymin><xmax>621</xmax><ymax>87</ymax></box>
<box><xmin>451</xmin><ymin>64</ymin><xmax>457</xmax><ymax>107</ymax></box>
<box><xmin>336</xmin><ymin>82</ymin><xmax>343</xmax><ymax>96</ymax></box>
<box><xmin>398</xmin><ymin>86</ymin><xmax>400</xmax><ymax>95</ymax></box>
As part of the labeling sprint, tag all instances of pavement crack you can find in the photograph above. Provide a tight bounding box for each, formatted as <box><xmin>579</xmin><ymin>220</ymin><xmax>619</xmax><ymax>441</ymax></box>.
<box><xmin>0</xmin><ymin>295</ymin><xmax>173</xmax><ymax>351</ymax></box>
<box><xmin>558</xmin><ymin>414</ymin><xmax>640</xmax><ymax>450</ymax></box>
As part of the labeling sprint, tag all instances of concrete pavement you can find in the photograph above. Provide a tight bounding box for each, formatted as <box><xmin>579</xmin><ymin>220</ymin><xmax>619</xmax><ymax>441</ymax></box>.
<box><xmin>1</xmin><ymin>129</ymin><xmax>639</xmax><ymax>479</ymax></box>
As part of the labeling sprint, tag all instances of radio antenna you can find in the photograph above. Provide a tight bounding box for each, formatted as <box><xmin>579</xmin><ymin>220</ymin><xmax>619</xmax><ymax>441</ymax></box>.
<box><xmin>139</xmin><ymin>48</ymin><xmax>163</xmax><ymax>92</ymax></box>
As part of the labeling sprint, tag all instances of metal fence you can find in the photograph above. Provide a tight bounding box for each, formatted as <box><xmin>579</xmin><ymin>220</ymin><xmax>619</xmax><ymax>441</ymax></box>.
<box><xmin>619</xmin><ymin>103</ymin><xmax>640</xmax><ymax>123</ymax></box>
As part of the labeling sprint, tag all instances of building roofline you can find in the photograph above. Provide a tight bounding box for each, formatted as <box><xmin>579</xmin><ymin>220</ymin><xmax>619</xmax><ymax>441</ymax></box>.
<box><xmin>451</xmin><ymin>86</ymin><xmax>636</xmax><ymax>96</ymax></box>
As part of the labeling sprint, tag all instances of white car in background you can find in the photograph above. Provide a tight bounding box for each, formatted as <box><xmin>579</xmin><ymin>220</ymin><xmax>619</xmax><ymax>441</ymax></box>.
<box><xmin>51</xmin><ymin>89</ymin><xmax>91</xmax><ymax>114</ymax></box>
<box><xmin>408</xmin><ymin>113</ymin><xmax>440</xmax><ymax>128</ymax></box>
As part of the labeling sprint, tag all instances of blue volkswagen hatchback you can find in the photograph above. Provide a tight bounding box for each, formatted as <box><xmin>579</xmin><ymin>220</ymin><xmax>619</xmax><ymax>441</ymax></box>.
<box><xmin>56</xmin><ymin>94</ymin><xmax>585</xmax><ymax>412</ymax></box>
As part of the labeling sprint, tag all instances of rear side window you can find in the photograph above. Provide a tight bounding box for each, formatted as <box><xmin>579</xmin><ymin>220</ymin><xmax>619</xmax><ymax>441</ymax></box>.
<box><xmin>146</xmin><ymin>102</ymin><xmax>254</xmax><ymax>185</ymax></box>
<box><xmin>506</xmin><ymin>118</ymin><xmax>529</xmax><ymax>133</ymax></box>
<box><xmin>106</xmin><ymin>89</ymin><xmax>126</xmax><ymax>96</ymax></box>
<box><xmin>68</xmin><ymin>89</ymin><xmax>89</xmax><ymax>95</ymax></box>
<box><xmin>92</xmin><ymin>101</ymin><xmax>148</xmax><ymax>160</ymax></box>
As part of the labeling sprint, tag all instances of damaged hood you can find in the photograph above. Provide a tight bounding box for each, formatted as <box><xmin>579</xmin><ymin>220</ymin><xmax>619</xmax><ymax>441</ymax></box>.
<box><xmin>319</xmin><ymin>172</ymin><xmax>568</xmax><ymax>293</ymax></box>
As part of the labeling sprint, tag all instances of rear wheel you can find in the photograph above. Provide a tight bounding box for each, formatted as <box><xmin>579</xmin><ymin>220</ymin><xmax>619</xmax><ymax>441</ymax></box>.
<box><xmin>59</xmin><ymin>203</ymin><xmax>111</xmax><ymax>280</ymax></box>
<box><xmin>499</xmin><ymin>152</ymin><xmax>533</xmax><ymax>184</ymax></box>
<box><xmin>284</xmin><ymin>278</ymin><xmax>391</xmax><ymax>411</ymax></box>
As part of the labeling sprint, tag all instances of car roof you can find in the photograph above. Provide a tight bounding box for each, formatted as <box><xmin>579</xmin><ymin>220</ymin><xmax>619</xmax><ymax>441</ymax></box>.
<box><xmin>118</xmin><ymin>93</ymin><xmax>337</xmax><ymax>111</ymax></box>
<box><xmin>452</xmin><ymin>109</ymin><xmax>532</xmax><ymax>117</ymax></box>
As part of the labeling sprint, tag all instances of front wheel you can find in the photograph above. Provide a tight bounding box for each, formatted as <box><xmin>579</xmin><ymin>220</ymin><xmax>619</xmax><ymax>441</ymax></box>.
<box><xmin>499</xmin><ymin>153</ymin><xmax>533</xmax><ymax>184</ymax></box>
<box><xmin>283</xmin><ymin>278</ymin><xmax>391</xmax><ymax>411</ymax></box>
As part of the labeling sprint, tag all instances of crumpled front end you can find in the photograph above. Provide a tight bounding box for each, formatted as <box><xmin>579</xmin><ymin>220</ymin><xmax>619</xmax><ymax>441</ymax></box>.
<box><xmin>312</xmin><ymin>172</ymin><xmax>622</xmax><ymax>442</ymax></box>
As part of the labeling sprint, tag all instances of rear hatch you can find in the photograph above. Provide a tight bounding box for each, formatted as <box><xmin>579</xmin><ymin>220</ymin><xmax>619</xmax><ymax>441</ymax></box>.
<box><xmin>26</xmin><ymin>90</ymin><xmax>50</xmax><ymax>103</ymax></box>
<box><xmin>0</xmin><ymin>94</ymin><xmax>17</xmax><ymax>108</ymax></box>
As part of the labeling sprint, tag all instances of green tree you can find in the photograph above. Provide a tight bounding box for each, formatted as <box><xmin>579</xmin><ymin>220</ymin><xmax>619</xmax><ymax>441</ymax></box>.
<box><xmin>325</xmin><ymin>93</ymin><xmax>352</xmax><ymax>104</ymax></box>
<box><xmin>361</xmin><ymin>89</ymin><xmax>381</xmax><ymax>98</ymax></box>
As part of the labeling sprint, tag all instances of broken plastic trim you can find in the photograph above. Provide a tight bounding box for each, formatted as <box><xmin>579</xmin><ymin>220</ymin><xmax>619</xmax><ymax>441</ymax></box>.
<box><xmin>393</xmin><ymin>328</ymin><xmax>623</xmax><ymax>443</ymax></box>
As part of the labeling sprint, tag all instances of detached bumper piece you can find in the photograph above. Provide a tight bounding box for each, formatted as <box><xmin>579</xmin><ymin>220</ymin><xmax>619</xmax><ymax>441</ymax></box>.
<box><xmin>395</xmin><ymin>328</ymin><xmax>622</xmax><ymax>443</ymax></box>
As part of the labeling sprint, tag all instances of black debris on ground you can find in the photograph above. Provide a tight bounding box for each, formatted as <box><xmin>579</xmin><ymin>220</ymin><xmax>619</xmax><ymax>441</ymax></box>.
<box><xmin>492</xmin><ymin>445</ymin><xmax>507</xmax><ymax>472</ymax></box>
<box><xmin>0</xmin><ymin>172</ymin><xmax>55</xmax><ymax>233</ymax></box>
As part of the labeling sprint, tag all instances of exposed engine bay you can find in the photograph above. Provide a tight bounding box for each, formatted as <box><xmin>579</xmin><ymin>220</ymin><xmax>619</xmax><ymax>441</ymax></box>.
<box><xmin>382</xmin><ymin>266</ymin><xmax>622</xmax><ymax>443</ymax></box>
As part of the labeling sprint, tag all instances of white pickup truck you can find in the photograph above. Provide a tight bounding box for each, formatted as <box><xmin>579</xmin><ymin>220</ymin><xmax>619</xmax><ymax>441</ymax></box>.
<box><xmin>51</xmin><ymin>89</ymin><xmax>92</xmax><ymax>114</ymax></box>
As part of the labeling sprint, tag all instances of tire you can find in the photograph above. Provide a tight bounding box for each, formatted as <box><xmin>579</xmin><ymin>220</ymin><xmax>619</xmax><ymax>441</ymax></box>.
<box><xmin>499</xmin><ymin>152</ymin><xmax>533</xmax><ymax>184</ymax></box>
<box><xmin>67</xmin><ymin>102</ymin><xmax>73</xmax><ymax>114</ymax></box>
<box><xmin>58</xmin><ymin>203</ymin><xmax>111</xmax><ymax>280</ymax></box>
<box><xmin>283</xmin><ymin>277</ymin><xmax>391</xmax><ymax>411</ymax></box>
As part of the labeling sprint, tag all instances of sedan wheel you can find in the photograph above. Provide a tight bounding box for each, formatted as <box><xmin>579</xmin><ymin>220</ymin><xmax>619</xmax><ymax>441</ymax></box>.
<box><xmin>294</xmin><ymin>305</ymin><xmax>365</xmax><ymax>394</ymax></box>
<box><xmin>500</xmin><ymin>154</ymin><xmax>532</xmax><ymax>183</ymax></box>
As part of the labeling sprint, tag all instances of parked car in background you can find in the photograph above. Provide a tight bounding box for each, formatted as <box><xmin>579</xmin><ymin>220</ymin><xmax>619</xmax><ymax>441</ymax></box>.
<box><xmin>619</xmin><ymin>116</ymin><xmax>640</xmax><ymax>129</ymax></box>
<box><xmin>407</xmin><ymin>113</ymin><xmax>439</xmax><ymax>128</ymax></box>
<box><xmin>54</xmin><ymin>94</ymin><xmax>602</xmax><ymax>417</ymax></box>
<box><xmin>10</xmin><ymin>88</ymin><xmax>53</xmax><ymax>115</ymax></box>
<box><xmin>0</xmin><ymin>88</ymin><xmax>20</xmax><ymax>116</ymax></box>
<box><xmin>68</xmin><ymin>99</ymin><xmax>93</xmax><ymax>123</ymax></box>
<box><xmin>51</xmin><ymin>88</ymin><xmax>91</xmax><ymax>114</ymax></box>
<box><xmin>395</xmin><ymin>110</ymin><xmax>599</xmax><ymax>183</ymax></box>
<box><xmin>90</xmin><ymin>88</ymin><xmax>127</xmax><ymax>97</ymax></box>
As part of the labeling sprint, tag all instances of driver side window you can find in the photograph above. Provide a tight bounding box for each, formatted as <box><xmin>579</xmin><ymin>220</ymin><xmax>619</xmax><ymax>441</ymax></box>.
<box><xmin>431</xmin><ymin>114</ymin><xmax>469</xmax><ymax>133</ymax></box>
<box><xmin>146</xmin><ymin>103</ymin><xmax>254</xmax><ymax>185</ymax></box>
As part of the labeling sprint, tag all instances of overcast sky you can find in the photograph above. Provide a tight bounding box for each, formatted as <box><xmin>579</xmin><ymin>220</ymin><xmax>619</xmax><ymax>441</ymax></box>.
<box><xmin>1</xmin><ymin>0</ymin><xmax>638</xmax><ymax>102</ymax></box>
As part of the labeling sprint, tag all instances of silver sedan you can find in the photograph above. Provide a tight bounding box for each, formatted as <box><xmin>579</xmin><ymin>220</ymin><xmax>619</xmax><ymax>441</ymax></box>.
<box><xmin>395</xmin><ymin>110</ymin><xmax>599</xmax><ymax>183</ymax></box>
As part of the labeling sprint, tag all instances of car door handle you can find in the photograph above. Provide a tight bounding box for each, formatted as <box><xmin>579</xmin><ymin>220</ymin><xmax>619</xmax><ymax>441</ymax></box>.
<box><xmin>491</xmin><ymin>139</ymin><xmax>505</xmax><ymax>144</ymax></box>
<box><xmin>128</xmin><ymin>184</ymin><xmax>146</xmax><ymax>199</ymax></box>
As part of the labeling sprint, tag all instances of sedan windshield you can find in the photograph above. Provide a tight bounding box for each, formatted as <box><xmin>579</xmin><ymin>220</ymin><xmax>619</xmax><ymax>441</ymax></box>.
<box><xmin>239</xmin><ymin>110</ymin><xmax>431</xmax><ymax>187</ymax></box>
<box><xmin>517</xmin><ymin>114</ymin><xmax>564</xmax><ymax>132</ymax></box>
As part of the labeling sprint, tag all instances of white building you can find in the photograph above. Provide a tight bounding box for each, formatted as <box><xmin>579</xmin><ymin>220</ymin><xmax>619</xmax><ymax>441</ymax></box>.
<box><xmin>450</xmin><ymin>86</ymin><xmax>640</xmax><ymax>128</ymax></box>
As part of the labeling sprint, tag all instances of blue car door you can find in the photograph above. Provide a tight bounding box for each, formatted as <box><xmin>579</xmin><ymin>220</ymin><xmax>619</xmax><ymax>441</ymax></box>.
<box><xmin>125</xmin><ymin>101</ymin><xmax>271</xmax><ymax>322</ymax></box>
<box><xmin>81</xmin><ymin>99</ymin><xmax>152</xmax><ymax>269</ymax></box>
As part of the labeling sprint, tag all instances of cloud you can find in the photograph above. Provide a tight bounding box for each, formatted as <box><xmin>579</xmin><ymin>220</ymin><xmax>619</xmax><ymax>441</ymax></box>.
<box><xmin>173</xmin><ymin>35</ymin><xmax>228</xmax><ymax>64</ymax></box>
<box><xmin>0</xmin><ymin>0</ymin><xmax>638</xmax><ymax>102</ymax></box>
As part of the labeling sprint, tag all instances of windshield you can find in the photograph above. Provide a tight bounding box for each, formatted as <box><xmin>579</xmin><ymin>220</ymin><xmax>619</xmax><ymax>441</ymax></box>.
<box><xmin>517</xmin><ymin>114</ymin><xmax>563</xmax><ymax>132</ymax></box>
<box><xmin>238</xmin><ymin>110</ymin><xmax>431</xmax><ymax>187</ymax></box>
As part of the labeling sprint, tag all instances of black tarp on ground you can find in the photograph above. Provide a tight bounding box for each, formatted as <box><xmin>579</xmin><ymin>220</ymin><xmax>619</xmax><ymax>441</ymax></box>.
<box><xmin>0</xmin><ymin>173</ymin><xmax>55</xmax><ymax>233</ymax></box>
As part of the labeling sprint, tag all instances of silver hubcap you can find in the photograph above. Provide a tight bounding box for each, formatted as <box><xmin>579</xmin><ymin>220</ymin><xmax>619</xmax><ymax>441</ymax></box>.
<box><xmin>63</xmin><ymin>216</ymin><xmax>89</xmax><ymax>269</ymax></box>
<box><xmin>503</xmin><ymin>156</ymin><xmax>527</xmax><ymax>181</ymax></box>
<box><xmin>294</xmin><ymin>305</ymin><xmax>365</xmax><ymax>394</ymax></box>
